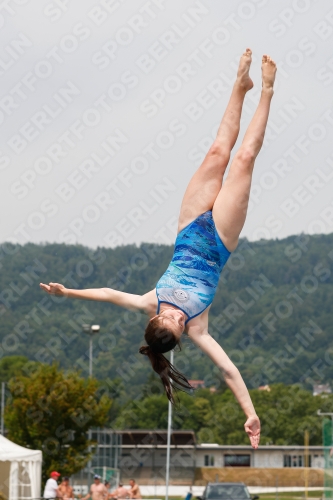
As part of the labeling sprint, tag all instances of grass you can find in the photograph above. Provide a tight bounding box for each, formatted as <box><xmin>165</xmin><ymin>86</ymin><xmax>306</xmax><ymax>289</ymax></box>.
<box><xmin>260</xmin><ymin>492</ymin><xmax>323</xmax><ymax>497</ymax></box>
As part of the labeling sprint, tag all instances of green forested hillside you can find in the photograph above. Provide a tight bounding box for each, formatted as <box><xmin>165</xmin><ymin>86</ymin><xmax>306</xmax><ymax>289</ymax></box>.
<box><xmin>1</xmin><ymin>232</ymin><xmax>333</xmax><ymax>401</ymax></box>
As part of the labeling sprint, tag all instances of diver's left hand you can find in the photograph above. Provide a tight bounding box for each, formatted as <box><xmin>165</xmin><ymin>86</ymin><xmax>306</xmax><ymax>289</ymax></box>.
<box><xmin>244</xmin><ymin>414</ymin><xmax>260</xmax><ymax>449</ymax></box>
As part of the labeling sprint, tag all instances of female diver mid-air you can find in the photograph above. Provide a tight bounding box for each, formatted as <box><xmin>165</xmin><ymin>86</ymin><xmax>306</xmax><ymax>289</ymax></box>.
<box><xmin>41</xmin><ymin>49</ymin><xmax>277</xmax><ymax>449</ymax></box>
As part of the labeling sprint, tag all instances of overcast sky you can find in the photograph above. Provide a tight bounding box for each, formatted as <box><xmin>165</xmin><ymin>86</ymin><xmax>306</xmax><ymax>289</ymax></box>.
<box><xmin>1</xmin><ymin>0</ymin><xmax>333</xmax><ymax>248</ymax></box>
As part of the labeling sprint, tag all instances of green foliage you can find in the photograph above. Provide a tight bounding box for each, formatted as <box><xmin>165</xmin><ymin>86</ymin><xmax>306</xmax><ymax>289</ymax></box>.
<box><xmin>0</xmin><ymin>356</ymin><xmax>39</xmax><ymax>383</ymax></box>
<box><xmin>114</xmin><ymin>384</ymin><xmax>333</xmax><ymax>446</ymax></box>
<box><xmin>0</xmin><ymin>234</ymin><xmax>333</xmax><ymax>407</ymax></box>
<box><xmin>202</xmin><ymin>384</ymin><xmax>327</xmax><ymax>446</ymax></box>
<box><xmin>5</xmin><ymin>363</ymin><xmax>111</xmax><ymax>483</ymax></box>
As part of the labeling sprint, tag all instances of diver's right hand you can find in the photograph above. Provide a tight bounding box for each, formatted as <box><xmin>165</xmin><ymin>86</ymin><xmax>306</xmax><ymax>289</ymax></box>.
<box><xmin>40</xmin><ymin>282</ymin><xmax>67</xmax><ymax>296</ymax></box>
<box><xmin>244</xmin><ymin>414</ymin><xmax>261</xmax><ymax>449</ymax></box>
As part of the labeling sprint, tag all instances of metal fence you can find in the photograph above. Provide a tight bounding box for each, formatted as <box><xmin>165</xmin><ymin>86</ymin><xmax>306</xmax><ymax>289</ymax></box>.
<box><xmin>71</xmin><ymin>428</ymin><xmax>122</xmax><ymax>491</ymax></box>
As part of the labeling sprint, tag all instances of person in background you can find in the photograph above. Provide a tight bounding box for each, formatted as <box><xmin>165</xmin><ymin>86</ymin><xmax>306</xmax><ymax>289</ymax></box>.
<box><xmin>185</xmin><ymin>486</ymin><xmax>192</xmax><ymax>500</ymax></box>
<box><xmin>109</xmin><ymin>483</ymin><xmax>129</xmax><ymax>499</ymax></box>
<box><xmin>128</xmin><ymin>480</ymin><xmax>141</xmax><ymax>499</ymax></box>
<box><xmin>82</xmin><ymin>475</ymin><xmax>108</xmax><ymax>500</ymax></box>
<box><xmin>57</xmin><ymin>476</ymin><xmax>74</xmax><ymax>499</ymax></box>
<box><xmin>43</xmin><ymin>471</ymin><xmax>61</xmax><ymax>499</ymax></box>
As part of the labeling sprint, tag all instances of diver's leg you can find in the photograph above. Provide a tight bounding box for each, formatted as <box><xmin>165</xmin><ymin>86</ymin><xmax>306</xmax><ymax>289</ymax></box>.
<box><xmin>178</xmin><ymin>49</ymin><xmax>253</xmax><ymax>232</ymax></box>
<box><xmin>212</xmin><ymin>55</ymin><xmax>277</xmax><ymax>251</ymax></box>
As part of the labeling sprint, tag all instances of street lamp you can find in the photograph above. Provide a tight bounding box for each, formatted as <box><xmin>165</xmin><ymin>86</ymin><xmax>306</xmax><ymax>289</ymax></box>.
<box><xmin>317</xmin><ymin>410</ymin><xmax>333</xmax><ymax>498</ymax></box>
<box><xmin>82</xmin><ymin>324</ymin><xmax>100</xmax><ymax>377</ymax></box>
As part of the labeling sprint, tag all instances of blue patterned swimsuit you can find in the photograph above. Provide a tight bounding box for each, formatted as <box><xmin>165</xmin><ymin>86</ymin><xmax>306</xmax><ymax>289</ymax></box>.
<box><xmin>156</xmin><ymin>211</ymin><xmax>231</xmax><ymax>323</ymax></box>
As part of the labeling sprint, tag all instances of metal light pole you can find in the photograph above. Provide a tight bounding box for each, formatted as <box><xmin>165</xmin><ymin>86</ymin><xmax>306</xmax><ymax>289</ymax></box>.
<box><xmin>304</xmin><ymin>430</ymin><xmax>309</xmax><ymax>500</ymax></box>
<box><xmin>165</xmin><ymin>349</ymin><xmax>174</xmax><ymax>500</ymax></box>
<box><xmin>1</xmin><ymin>382</ymin><xmax>5</xmax><ymax>435</ymax></box>
<box><xmin>82</xmin><ymin>324</ymin><xmax>100</xmax><ymax>377</ymax></box>
<box><xmin>317</xmin><ymin>410</ymin><xmax>333</xmax><ymax>498</ymax></box>
<box><xmin>82</xmin><ymin>324</ymin><xmax>100</xmax><ymax>488</ymax></box>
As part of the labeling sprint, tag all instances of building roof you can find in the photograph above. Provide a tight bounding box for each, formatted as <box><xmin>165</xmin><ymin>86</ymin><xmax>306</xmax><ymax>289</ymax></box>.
<box><xmin>313</xmin><ymin>383</ymin><xmax>332</xmax><ymax>395</ymax></box>
<box><xmin>258</xmin><ymin>385</ymin><xmax>271</xmax><ymax>391</ymax></box>
<box><xmin>116</xmin><ymin>429</ymin><xmax>196</xmax><ymax>446</ymax></box>
<box><xmin>196</xmin><ymin>444</ymin><xmax>324</xmax><ymax>451</ymax></box>
<box><xmin>114</xmin><ymin>430</ymin><xmax>325</xmax><ymax>451</ymax></box>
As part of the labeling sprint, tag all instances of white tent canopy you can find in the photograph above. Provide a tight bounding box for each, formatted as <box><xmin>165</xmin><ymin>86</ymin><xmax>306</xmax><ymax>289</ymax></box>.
<box><xmin>0</xmin><ymin>435</ymin><xmax>42</xmax><ymax>500</ymax></box>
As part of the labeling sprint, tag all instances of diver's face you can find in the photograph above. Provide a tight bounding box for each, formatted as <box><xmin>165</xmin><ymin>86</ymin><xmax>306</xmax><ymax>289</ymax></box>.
<box><xmin>158</xmin><ymin>308</ymin><xmax>185</xmax><ymax>338</ymax></box>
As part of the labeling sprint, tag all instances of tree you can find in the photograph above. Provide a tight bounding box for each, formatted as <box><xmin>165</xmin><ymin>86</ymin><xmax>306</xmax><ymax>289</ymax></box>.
<box><xmin>113</xmin><ymin>384</ymin><xmax>333</xmax><ymax>446</ymax></box>
<box><xmin>0</xmin><ymin>356</ymin><xmax>40</xmax><ymax>383</ymax></box>
<box><xmin>205</xmin><ymin>384</ymin><xmax>333</xmax><ymax>445</ymax></box>
<box><xmin>2</xmin><ymin>234</ymin><xmax>333</xmax><ymax>397</ymax></box>
<box><xmin>5</xmin><ymin>363</ymin><xmax>111</xmax><ymax>483</ymax></box>
<box><xmin>114</xmin><ymin>389</ymin><xmax>217</xmax><ymax>432</ymax></box>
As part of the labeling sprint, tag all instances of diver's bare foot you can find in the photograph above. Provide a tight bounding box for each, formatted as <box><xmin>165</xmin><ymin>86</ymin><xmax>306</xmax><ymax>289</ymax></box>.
<box><xmin>262</xmin><ymin>55</ymin><xmax>276</xmax><ymax>94</ymax></box>
<box><xmin>236</xmin><ymin>48</ymin><xmax>254</xmax><ymax>92</ymax></box>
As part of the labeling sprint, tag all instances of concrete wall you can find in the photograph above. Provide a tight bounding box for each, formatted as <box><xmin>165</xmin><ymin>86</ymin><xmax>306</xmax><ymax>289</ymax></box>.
<box><xmin>196</xmin><ymin>449</ymin><xmax>284</xmax><ymax>468</ymax></box>
<box><xmin>119</xmin><ymin>448</ymin><xmax>195</xmax><ymax>469</ymax></box>
<box><xmin>194</xmin><ymin>467</ymin><xmax>324</xmax><ymax>487</ymax></box>
<box><xmin>196</xmin><ymin>450</ymin><xmax>224</xmax><ymax>468</ymax></box>
<box><xmin>195</xmin><ymin>449</ymin><xmax>324</xmax><ymax>469</ymax></box>
<box><xmin>253</xmin><ymin>451</ymin><xmax>284</xmax><ymax>468</ymax></box>
<box><xmin>118</xmin><ymin>447</ymin><xmax>325</xmax><ymax>481</ymax></box>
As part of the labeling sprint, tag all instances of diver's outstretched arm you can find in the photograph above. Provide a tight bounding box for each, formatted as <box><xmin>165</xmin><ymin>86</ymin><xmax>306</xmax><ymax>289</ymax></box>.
<box><xmin>187</xmin><ymin>320</ymin><xmax>260</xmax><ymax>448</ymax></box>
<box><xmin>40</xmin><ymin>282</ymin><xmax>146</xmax><ymax>311</ymax></box>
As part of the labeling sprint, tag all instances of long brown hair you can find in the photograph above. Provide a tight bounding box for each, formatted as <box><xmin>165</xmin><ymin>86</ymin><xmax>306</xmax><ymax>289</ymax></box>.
<box><xmin>139</xmin><ymin>316</ymin><xmax>193</xmax><ymax>404</ymax></box>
